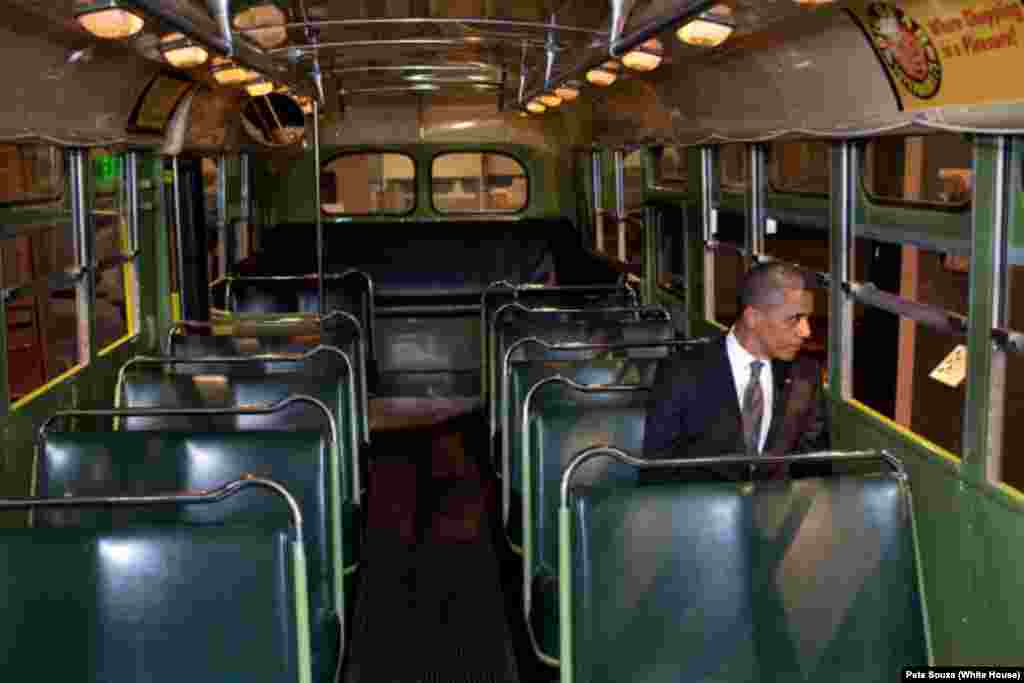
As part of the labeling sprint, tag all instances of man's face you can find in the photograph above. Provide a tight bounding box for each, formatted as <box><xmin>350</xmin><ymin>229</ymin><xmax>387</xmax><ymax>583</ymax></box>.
<box><xmin>749</xmin><ymin>288</ymin><xmax>814</xmax><ymax>361</ymax></box>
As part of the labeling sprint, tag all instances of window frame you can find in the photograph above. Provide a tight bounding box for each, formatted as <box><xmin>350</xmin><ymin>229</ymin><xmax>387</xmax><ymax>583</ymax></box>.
<box><xmin>428</xmin><ymin>150</ymin><xmax>530</xmax><ymax>216</ymax></box>
<box><xmin>320</xmin><ymin>150</ymin><xmax>418</xmax><ymax>217</ymax></box>
<box><xmin>861</xmin><ymin>134</ymin><xmax>974</xmax><ymax>213</ymax></box>
<box><xmin>766</xmin><ymin>140</ymin><xmax>831</xmax><ymax>199</ymax></box>
<box><xmin>0</xmin><ymin>142</ymin><xmax>65</xmax><ymax>208</ymax></box>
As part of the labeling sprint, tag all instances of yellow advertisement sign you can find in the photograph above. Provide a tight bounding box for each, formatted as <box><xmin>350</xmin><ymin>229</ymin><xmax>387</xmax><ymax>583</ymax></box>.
<box><xmin>849</xmin><ymin>1</ymin><xmax>1024</xmax><ymax>111</ymax></box>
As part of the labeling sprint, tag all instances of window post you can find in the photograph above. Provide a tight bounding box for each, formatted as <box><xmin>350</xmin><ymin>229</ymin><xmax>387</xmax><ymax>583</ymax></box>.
<box><xmin>700</xmin><ymin>145</ymin><xmax>716</xmax><ymax>321</ymax></box>
<box><xmin>592</xmin><ymin>150</ymin><xmax>604</xmax><ymax>253</ymax></box>
<box><xmin>69</xmin><ymin>148</ymin><xmax>96</xmax><ymax>364</ymax></box>
<box><xmin>747</xmin><ymin>143</ymin><xmax>766</xmax><ymax>259</ymax></box>
<box><xmin>829</xmin><ymin>141</ymin><xmax>857</xmax><ymax>400</ymax></box>
<box><xmin>965</xmin><ymin>135</ymin><xmax>1010</xmax><ymax>480</ymax></box>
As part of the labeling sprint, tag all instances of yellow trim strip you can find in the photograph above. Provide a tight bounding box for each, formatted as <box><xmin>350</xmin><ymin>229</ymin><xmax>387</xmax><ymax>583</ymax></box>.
<box><xmin>171</xmin><ymin>293</ymin><xmax>182</xmax><ymax>322</ymax></box>
<box><xmin>10</xmin><ymin>364</ymin><xmax>86</xmax><ymax>411</ymax></box>
<box><xmin>98</xmin><ymin>333</ymin><xmax>138</xmax><ymax>358</ymax></box>
<box><xmin>993</xmin><ymin>480</ymin><xmax>1024</xmax><ymax>505</ymax></box>
<box><xmin>704</xmin><ymin>318</ymin><xmax>728</xmax><ymax>332</ymax></box>
<box><xmin>843</xmin><ymin>398</ymin><xmax>961</xmax><ymax>467</ymax></box>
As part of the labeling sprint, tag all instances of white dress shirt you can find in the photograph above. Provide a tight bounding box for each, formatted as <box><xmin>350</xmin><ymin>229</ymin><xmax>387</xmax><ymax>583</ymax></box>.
<box><xmin>726</xmin><ymin>329</ymin><xmax>773</xmax><ymax>453</ymax></box>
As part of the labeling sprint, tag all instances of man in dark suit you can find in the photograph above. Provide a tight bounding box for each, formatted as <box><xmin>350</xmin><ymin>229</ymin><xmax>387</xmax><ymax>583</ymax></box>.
<box><xmin>642</xmin><ymin>262</ymin><xmax>829</xmax><ymax>479</ymax></box>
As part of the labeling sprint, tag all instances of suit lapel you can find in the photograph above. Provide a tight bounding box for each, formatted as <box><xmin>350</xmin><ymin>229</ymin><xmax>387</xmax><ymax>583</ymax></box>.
<box><xmin>765</xmin><ymin>360</ymin><xmax>791</xmax><ymax>451</ymax></box>
<box><xmin>712</xmin><ymin>338</ymin><xmax>744</xmax><ymax>445</ymax></box>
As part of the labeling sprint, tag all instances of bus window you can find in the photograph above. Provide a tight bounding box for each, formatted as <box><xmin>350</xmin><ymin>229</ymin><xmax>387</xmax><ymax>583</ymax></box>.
<box><xmin>622</xmin><ymin>149</ymin><xmax>644</xmax><ymax>266</ymax></box>
<box><xmin>91</xmin><ymin>149</ymin><xmax>134</xmax><ymax>351</ymax></box>
<box><xmin>998</xmin><ymin>258</ymin><xmax>1024</xmax><ymax>491</ymax></box>
<box><xmin>2</xmin><ymin>222</ymin><xmax>81</xmax><ymax>402</ymax></box>
<box><xmin>652</xmin><ymin>146</ymin><xmax>687</xmax><ymax>192</ymax></box>
<box><xmin>849</xmin><ymin>239</ymin><xmax>969</xmax><ymax>457</ymax></box>
<box><xmin>0</xmin><ymin>143</ymin><xmax>63</xmax><ymax>204</ymax></box>
<box><xmin>719</xmin><ymin>143</ymin><xmax>749</xmax><ymax>194</ymax></box>
<box><xmin>710</xmin><ymin>247</ymin><xmax>746</xmax><ymax>328</ymax></box>
<box><xmin>864</xmin><ymin>135</ymin><xmax>973</xmax><ymax>207</ymax></box>
<box><xmin>201</xmin><ymin>157</ymin><xmax>222</xmax><ymax>282</ymax></box>
<box><xmin>431</xmin><ymin>152</ymin><xmax>526</xmax><ymax>214</ymax></box>
<box><xmin>322</xmin><ymin>153</ymin><xmax>415</xmax><ymax>215</ymax></box>
<box><xmin>768</xmin><ymin>141</ymin><xmax>830</xmax><ymax>195</ymax></box>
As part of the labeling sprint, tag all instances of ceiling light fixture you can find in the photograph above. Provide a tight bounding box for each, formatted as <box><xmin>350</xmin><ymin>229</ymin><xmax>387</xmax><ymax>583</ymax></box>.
<box><xmin>554</xmin><ymin>82</ymin><xmax>581</xmax><ymax>101</ymax></box>
<box><xmin>677</xmin><ymin>4</ymin><xmax>735</xmax><ymax>47</ymax></box>
<box><xmin>526</xmin><ymin>100</ymin><xmax>547</xmax><ymax>114</ymax></box>
<box><xmin>622</xmin><ymin>38</ymin><xmax>664</xmax><ymax>71</ymax></box>
<box><xmin>585</xmin><ymin>61</ymin><xmax>620</xmax><ymax>87</ymax></box>
<box><xmin>211</xmin><ymin>56</ymin><xmax>257</xmax><ymax>85</ymax></box>
<box><xmin>245</xmin><ymin>78</ymin><xmax>274</xmax><ymax>97</ymax></box>
<box><xmin>159</xmin><ymin>32</ymin><xmax>209</xmax><ymax>69</ymax></box>
<box><xmin>74</xmin><ymin>0</ymin><xmax>144</xmax><ymax>40</ymax></box>
<box><xmin>539</xmin><ymin>93</ymin><xmax>562</xmax><ymax>107</ymax></box>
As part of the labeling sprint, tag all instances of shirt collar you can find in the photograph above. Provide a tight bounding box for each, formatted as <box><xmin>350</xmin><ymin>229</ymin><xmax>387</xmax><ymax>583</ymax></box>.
<box><xmin>727</xmin><ymin>328</ymin><xmax>771</xmax><ymax>374</ymax></box>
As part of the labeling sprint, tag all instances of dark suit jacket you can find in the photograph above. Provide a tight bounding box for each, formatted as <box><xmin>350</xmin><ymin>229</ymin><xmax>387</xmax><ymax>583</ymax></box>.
<box><xmin>642</xmin><ymin>335</ymin><xmax>830</xmax><ymax>480</ymax></box>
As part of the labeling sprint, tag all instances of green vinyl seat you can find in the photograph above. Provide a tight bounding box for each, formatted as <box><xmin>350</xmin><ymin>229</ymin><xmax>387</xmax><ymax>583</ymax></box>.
<box><xmin>480</xmin><ymin>282</ymin><xmax>637</xmax><ymax>398</ymax></box>
<box><xmin>37</xmin><ymin>431</ymin><xmax>337</xmax><ymax>683</ymax></box>
<box><xmin>503</xmin><ymin>356</ymin><xmax>663</xmax><ymax>554</ymax></box>
<box><xmin>562</xmin><ymin>458</ymin><xmax>931</xmax><ymax>682</ymax></box>
<box><xmin>117</xmin><ymin>352</ymin><xmax>361</xmax><ymax>580</ymax></box>
<box><xmin>170</xmin><ymin>310</ymin><xmax>370</xmax><ymax>446</ymax></box>
<box><xmin>489</xmin><ymin>304</ymin><xmax>671</xmax><ymax>475</ymax></box>
<box><xmin>520</xmin><ymin>379</ymin><xmax>649</xmax><ymax>666</ymax></box>
<box><xmin>0</xmin><ymin>524</ymin><xmax>309</xmax><ymax>683</ymax></box>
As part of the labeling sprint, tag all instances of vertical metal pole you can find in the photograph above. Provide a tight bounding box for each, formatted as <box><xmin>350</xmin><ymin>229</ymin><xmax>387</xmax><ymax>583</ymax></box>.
<box><xmin>216</xmin><ymin>154</ymin><xmax>228</xmax><ymax>278</ymax></box>
<box><xmin>964</xmin><ymin>135</ymin><xmax>1009</xmax><ymax>480</ymax></box>
<box><xmin>314</xmin><ymin>99</ymin><xmax>324</xmax><ymax>316</ymax></box>
<box><xmin>172</xmin><ymin>157</ymin><xmax>187</xmax><ymax>320</ymax></box>
<box><xmin>125</xmin><ymin>151</ymin><xmax>142</xmax><ymax>336</ymax></box>
<box><xmin>829</xmin><ymin>141</ymin><xmax>857</xmax><ymax>400</ymax></box>
<box><xmin>748</xmin><ymin>143</ymin><xmax>766</xmax><ymax>258</ymax></box>
<box><xmin>592</xmin><ymin>150</ymin><xmax>604</xmax><ymax>253</ymax></box>
<box><xmin>240</xmin><ymin>153</ymin><xmax>252</xmax><ymax>262</ymax></box>
<box><xmin>700</xmin><ymin>146</ymin><xmax>716</xmax><ymax>321</ymax></box>
<box><xmin>69</xmin><ymin>148</ymin><xmax>95</xmax><ymax>364</ymax></box>
<box><xmin>614</xmin><ymin>149</ymin><xmax>626</xmax><ymax>263</ymax></box>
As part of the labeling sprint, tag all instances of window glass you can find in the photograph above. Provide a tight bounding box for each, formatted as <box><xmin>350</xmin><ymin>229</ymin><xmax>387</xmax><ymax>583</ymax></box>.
<box><xmin>322</xmin><ymin>153</ymin><xmax>415</xmax><ymax>215</ymax></box>
<box><xmin>3</xmin><ymin>222</ymin><xmax>80</xmax><ymax>401</ymax></box>
<box><xmin>653</xmin><ymin>146</ymin><xmax>688</xmax><ymax>191</ymax></box>
<box><xmin>719</xmin><ymin>144</ymin><xmax>749</xmax><ymax>193</ymax></box>
<box><xmin>768</xmin><ymin>141</ymin><xmax>830</xmax><ymax>195</ymax></box>
<box><xmin>622</xmin><ymin>150</ymin><xmax>644</xmax><ymax>265</ymax></box>
<box><xmin>0</xmin><ymin>143</ymin><xmax>63</xmax><ymax>203</ymax></box>
<box><xmin>850</xmin><ymin>237</ymin><xmax>966</xmax><ymax>456</ymax></box>
<box><xmin>853</xmin><ymin>238</ymin><xmax>969</xmax><ymax>315</ymax></box>
<box><xmin>91</xmin><ymin>150</ymin><xmax>131</xmax><ymax>350</ymax></box>
<box><xmin>711</xmin><ymin>246</ymin><xmax>746</xmax><ymax>327</ymax></box>
<box><xmin>655</xmin><ymin>204</ymin><xmax>687</xmax><ymax>290</ymax></box>
<box><xmin>432</xmin><ymin>152</ymin><xmax>526</xmax><ymax>213</ymax></box>
<box><xmin>864</xmin><ymin>135</ymin><xmax>973</xmax><ymax>206</ymax></box>
<box><xmin>998</xmin><ymin>259</ymin><xmax>1024</xmax><ymax>491</ymax></box>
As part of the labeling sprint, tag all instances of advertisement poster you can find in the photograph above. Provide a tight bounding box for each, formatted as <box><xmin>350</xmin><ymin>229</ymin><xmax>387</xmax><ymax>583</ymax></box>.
<box><xmin>849</xmin><ymin>0</ymin><xmax>1024</xmax><ymax>111</ymax></box>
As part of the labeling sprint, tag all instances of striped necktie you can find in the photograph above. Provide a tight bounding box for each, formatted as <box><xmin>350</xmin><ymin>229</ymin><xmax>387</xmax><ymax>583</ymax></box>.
<box><xmin>741</xmin><ymin>360</ymin><xmax>765</xmax><ymax>456</ymax></box>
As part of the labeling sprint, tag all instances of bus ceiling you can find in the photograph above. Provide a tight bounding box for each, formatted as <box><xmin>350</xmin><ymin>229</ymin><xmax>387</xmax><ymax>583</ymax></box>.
<box><xmin>3</xmin><ymin>1</ymin><xmax>1024</xmax><ymax>148</ymax></box>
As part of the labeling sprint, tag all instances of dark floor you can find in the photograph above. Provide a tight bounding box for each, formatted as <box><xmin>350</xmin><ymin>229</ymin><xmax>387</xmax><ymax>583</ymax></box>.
<box><xmin>343</xmin><ymin>408</ymin><xmax>558</xmax><ymax>683</ymax></box>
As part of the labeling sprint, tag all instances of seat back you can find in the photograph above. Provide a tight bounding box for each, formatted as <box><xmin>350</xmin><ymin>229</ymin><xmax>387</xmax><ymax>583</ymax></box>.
<box><xmin>490</xmin><ymin>304</ymin><xmax>670</xmax><ymax>458</ymax></box>
<box><xmin>36</xmin><ymin>431</ymin><xmax>336</xmax><ymax>683</ymax></box>
<box><xmin>117</xmin><ymin>351</ymin><xmax>359</xmax><ymax>505</ymax></box>
<box><xmin>169</xmin><ymin>312</ymin><xmax>369</xmax><ymax>445</ymax></box>
<box><xmin>565</xmin><ymin>465</ymin><xmax>930</xmax><ymax>682</ymax></box>
<box><xmin>0</xmin><ymin>524</ymin><xmax>307</xmax><ymax>682</ymax></box>
<box><xmin>480</xmin><ymin>283</ymin><xmax>637</xmax><ymax>395</ymax></box>
<box><xmin>503</xmin><ymin>357</ymin><xmax>661</xmax><ymax>550</ymax></box>
<box><xmin>521</xmin><ymin>379</ymin><xmax>648</xmax><ymax>662</ymax></box>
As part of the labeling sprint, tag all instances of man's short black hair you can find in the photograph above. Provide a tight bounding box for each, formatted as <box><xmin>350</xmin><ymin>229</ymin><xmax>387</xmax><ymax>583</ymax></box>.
<box><xmin>738</xmin><ymin>262</ymin><xmax>809</xmax><ymax>310</ymax></box>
